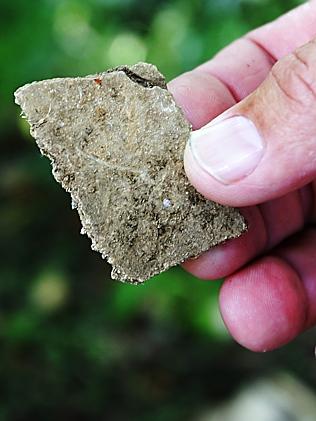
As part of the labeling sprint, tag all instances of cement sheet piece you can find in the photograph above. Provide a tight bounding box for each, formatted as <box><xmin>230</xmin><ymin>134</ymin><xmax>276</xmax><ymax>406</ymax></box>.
<box><xmin>15</xmin><ymin>63</ymin><xmax>246</xmax><ymax>284</ymax></box>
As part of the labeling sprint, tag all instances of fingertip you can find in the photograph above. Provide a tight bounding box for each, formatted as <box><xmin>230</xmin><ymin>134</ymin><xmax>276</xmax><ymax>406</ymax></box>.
<box><xmin>168</xmin><ymin>70</ymin><xmax>235</xmax><ymax>129</ymax></box>
<box><xmin>182</xmin><ymin>255</ymin><xmax>220</xmax><ymax>280</ymax></box>
<box><xmin>219</xmin><ymin>256</ymin><xmax>307</xmax><ymax>352</ymax></box>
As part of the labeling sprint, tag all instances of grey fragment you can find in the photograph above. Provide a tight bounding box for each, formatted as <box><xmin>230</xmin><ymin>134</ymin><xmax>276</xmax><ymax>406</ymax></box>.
<box><xmin>14</xmin><ymin>62</ymin><xmax>247</xmax><ymax>284</ymax></box>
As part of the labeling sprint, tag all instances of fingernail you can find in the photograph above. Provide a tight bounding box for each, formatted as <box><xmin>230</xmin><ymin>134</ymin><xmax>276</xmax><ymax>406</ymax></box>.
<box><xmin>189</xmin><ymin>115</ymin><xmax>265</xmax><ymax>184</ymax></box>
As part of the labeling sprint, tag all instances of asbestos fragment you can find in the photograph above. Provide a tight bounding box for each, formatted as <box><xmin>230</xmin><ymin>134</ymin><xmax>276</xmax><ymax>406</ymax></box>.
<box><xmin>14</xmin><ymin>62</ymin><xmax>247</xmax><ymax>284</ymax></box>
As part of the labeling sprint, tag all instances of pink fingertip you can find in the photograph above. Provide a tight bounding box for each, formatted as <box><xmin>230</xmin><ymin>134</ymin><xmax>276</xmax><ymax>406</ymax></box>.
<box><xmin>219</xmin><ymin>256</ymin><xmax>307</xmax><ymax>352</ymax></box>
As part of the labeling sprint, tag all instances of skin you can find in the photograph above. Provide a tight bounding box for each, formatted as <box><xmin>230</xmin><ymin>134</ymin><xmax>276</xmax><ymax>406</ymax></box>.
<box><xmin>168</xmin><ymin>0</ymin><xmax>316</xmax><ymax>352</ymax></box>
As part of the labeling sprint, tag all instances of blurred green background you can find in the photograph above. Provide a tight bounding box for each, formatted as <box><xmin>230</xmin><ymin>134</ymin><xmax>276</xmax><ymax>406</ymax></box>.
<box><xmin>1</xmin><ymin>0</ymin><xmax>316</xmax><ymax>420</ymax></box>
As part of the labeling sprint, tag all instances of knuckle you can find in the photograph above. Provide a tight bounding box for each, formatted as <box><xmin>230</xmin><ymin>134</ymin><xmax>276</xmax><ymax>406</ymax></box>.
<box><xmin>271</xmin><ymin>49</ymin><xmax>316</xmax><ymax>108</ymax></box>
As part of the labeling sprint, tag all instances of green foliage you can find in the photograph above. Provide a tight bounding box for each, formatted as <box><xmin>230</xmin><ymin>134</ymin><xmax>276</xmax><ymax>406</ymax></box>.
<box><xmin>1</xmin><ymin>0</ymin><xmax>314</xmax><ymax>419</ymax></box>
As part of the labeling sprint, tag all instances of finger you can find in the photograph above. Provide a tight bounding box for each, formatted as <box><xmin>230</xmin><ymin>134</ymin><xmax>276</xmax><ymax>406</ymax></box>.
<box><xmin>248</xmin><ymin>0</ymin><xmax>316</xmax><ymax>59</ymax></box>
<box><xmin>197</xmin><ymin>1</ymin><xmax>316</xmax><ymax>101</ymax></box>
<box><xmin>168</xmin><ymin>71</ymin><xmax>235</xmax><ymax>130</ymax></box>
<box><xmin>183</xmin><ymin>186</ymin><xmax>313</xmax><ymax>280</ymax></box>
<box><xmin>276</xmin><ymin>228</ymin><xmax>316</xmax><ymax>328</ymax></box>
<box><xmin>219</xmin><ymin>256</ymin><xmax>307</xmax><ymax>352</ymax></box>
<box><xmin>169</xmin><ymin>1</ymin><xmax>316</xmax><ymax>129</ymax></box>
<box><xmin>219</xmin><ymin>228</ymin><xmax>316</xmax><ymax>352</ymax></box>
<box><xmin>313</xmin><ymin>180</ymin><xmax>316</xmax><ymax>222</ymax></box>
<box><xmin>186</xmin><ymin>38</ymin><xmax>316</xmax><ymax>206</ymax></box>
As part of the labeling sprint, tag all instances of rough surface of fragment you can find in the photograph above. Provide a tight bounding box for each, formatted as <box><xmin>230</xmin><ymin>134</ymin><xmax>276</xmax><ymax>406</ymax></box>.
<box><xmin>14</xmin><ymin>63</ymin><xmax>246</xmax><ymax>284</ymax></box>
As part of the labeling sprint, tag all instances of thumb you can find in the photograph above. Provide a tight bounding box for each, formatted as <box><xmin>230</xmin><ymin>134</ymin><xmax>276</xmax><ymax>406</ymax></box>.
<box><xmin>185</xmin><ymin>38</ymin><xmax>316</xmax><ymax>207</ymax></box>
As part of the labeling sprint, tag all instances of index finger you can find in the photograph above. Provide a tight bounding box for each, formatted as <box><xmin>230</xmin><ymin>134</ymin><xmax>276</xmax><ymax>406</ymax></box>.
<box><xmin>168</xmin><ymin>1</ymin><xmax>316</xmax><ymax>129</ymax></box>
<box><xmin>168</xmin><ymin>1</ymin><xmax>316</xmax><ymax>279</ymax></box>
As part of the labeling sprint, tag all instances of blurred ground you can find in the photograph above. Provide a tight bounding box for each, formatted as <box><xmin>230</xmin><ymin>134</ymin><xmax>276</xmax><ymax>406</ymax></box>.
<box><xmin>199</xmin><ymin>374</ymin><xmax>316</xmax><ymax>421</ymax></box>
<box><xmin>1</xmin><ymin>0</ymin><xmax>315</xmax><ymax>420</ymax></box>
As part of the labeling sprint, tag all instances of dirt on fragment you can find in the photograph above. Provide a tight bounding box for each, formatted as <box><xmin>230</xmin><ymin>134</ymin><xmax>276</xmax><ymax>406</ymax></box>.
<box><xmin>14</xmin><ymin>62</ymin><xmax>247</xmax><ymax>284</ymax></box>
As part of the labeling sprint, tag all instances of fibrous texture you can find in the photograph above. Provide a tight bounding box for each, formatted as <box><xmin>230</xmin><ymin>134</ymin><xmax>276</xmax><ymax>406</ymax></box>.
<box><xmin>15</xmin><ymin>63</ymin><xmax>246</xmax><ymax>283</ymax></box>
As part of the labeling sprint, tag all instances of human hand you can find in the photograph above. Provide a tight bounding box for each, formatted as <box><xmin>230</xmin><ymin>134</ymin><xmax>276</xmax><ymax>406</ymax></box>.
<box><xmin>169</xmin><ymin>1</ymin><xmax>316</xmax><ymax>352</ymax></box>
